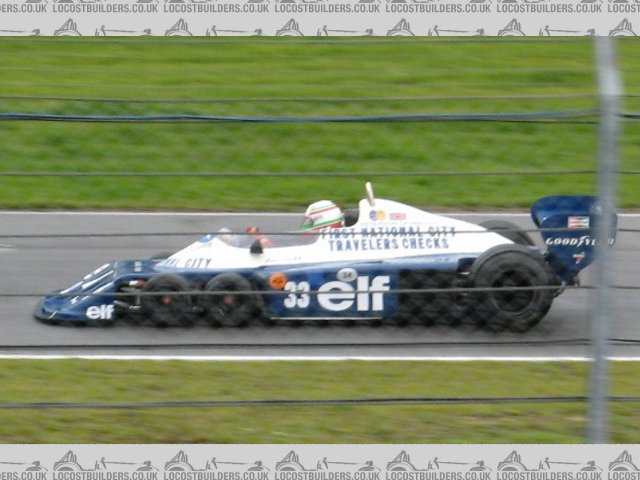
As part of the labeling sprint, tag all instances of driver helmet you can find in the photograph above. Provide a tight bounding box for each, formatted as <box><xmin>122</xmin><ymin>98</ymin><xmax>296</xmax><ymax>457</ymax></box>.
<box><xmin>301</xmin><ymin>200</ymin><xmax>344</xmax><ymax>231</ymax></box>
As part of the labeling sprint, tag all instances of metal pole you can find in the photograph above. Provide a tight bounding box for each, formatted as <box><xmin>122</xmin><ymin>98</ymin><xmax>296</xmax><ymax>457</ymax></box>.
<box><xmin>590</xmin><ymin>36</ymin><xmax>621</xmax><ymax>443</ymax></box>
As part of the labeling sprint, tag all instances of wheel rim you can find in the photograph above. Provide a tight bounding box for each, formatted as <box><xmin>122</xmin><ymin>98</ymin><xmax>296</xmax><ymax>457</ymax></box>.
<box><xmin>212</xmin><ymin>291</ymin><xmax>242</xmax><ymax>316</ymax></box>
<box><xmin>160</xmin><ymin>295</ymin><xmax>174</xmax><ymax>306</ymax></box>
<box><xmin>141</xmin><ymin>277</ymin><xmax>194</xmax><ymax>326</ymax></box>
<box><xmin>151</xmin><ymin>288</ymin><xmax>187</xmax><ymax>312</ymax></box>
<box><xmin>203</xmin><ymin>279</ymin><xmax>252</xmax><ymax>327</ymax></box>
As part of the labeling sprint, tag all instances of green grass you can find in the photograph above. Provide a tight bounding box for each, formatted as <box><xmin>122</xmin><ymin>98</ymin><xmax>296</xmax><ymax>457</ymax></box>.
<box><xmin>0</xmin><ymin>360</ymin><xmax>638</xmax><ymax>443</ymax></box>
<box><xmin>0</xmin><ymin>38</ymin><xmax>638</xmax><ymax>210</ymax></box>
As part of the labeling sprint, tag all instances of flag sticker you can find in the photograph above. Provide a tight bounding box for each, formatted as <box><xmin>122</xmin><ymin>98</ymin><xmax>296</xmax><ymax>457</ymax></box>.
<box><xmin>567</xmin><ymin>216</ymin><xmax>590</xmax><ymax>229</ymax></box>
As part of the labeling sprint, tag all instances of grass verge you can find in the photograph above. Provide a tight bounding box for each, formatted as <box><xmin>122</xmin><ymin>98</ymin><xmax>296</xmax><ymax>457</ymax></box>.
<box><xmin>0</xmin><ymin>38</ymin><xmax>638</xmax><ymax>210</ymax></box>
<box><xmin>0</xmin><ymin>360</ymin><xmax>638</xmax><ymax>443</ymax></box>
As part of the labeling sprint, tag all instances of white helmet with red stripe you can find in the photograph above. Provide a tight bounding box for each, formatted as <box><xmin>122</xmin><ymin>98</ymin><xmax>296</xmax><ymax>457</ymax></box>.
<box><xmin>301</xmin><ymin>200</ymin><xmax>344</xmax><ymax>231</ymax></box>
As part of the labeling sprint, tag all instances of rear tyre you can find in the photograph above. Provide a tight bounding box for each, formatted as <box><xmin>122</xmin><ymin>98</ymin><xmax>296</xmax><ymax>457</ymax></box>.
<box><xmin>140</xmin><ymin>274</ymin><xmax>196</xmax><ymax>327</ymax></box>
<box><xmin>201</xmin><ymin>273</ymin><xmax>258</xmax><ymax>327</ymax></box>
<box><xmin>480</xmin><ymin>220</ymin><xmax>535</xmax><ymax>246</ymax></box>
<box><xmin>471</xmin><ymin>244</ymin><xmax>553</xmax><ymax>332</ymax></box>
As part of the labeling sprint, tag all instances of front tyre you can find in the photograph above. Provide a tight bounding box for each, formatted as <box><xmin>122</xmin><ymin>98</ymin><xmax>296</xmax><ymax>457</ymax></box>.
<box><xmin>471</xmin><ymin>244</ymin><xmax>553</xmax><ymax>332</ymax></box>
<box><xmin>201</xmin><ymin>273</ymin><xmax>259</xmax><ymax>327</ymax></box>
<box><xmin>140</xmin><ymin>274</ymin><xmax>196</xmax><ymax>327</ymax></box>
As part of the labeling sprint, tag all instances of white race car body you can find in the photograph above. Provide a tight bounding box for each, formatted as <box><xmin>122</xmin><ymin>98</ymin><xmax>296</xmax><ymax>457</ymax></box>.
<box><xmin>157</xmin><ymin>198</ymin><xmax>512</xmax><ymax>272</ymax></box>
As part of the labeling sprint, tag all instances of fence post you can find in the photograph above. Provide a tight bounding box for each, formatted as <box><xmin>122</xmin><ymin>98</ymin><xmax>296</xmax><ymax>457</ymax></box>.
<box><xmin>590</xmin><ymin>36</ymin><xmax>621</xmax><ymax>443</ymax></box>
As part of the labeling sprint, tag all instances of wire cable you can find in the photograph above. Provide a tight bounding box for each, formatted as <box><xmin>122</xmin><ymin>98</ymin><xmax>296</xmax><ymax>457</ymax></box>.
<box><xmin>1</xmin><ymin>396</ymin><xmax>639</xmax><ymax>410</ymax></box>
<box><xmin>0</xmin><ymin>170</ymin><xmax>601</xmax><ymax>179</ymax></box>
<box><xmin>0</xmin><ymin>94</ymin><xmax>598</xmax><ymax>104</ymax></box>
<box><xmin>2</xmin><ymin>338</ymin><xmax>640</xmax><ymax>351</ymax></box>
<box><xmin>0</xmin><ymin>110</ymin><xmax>596</xmax><ymax>123</ymax></box>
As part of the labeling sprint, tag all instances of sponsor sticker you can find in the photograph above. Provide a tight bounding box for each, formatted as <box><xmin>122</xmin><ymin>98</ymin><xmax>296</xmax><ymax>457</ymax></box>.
<box><xmin>369</xmin><ymin>210</ymin><xmax>386</xmax><ymax>221</ymax></box>
<box><xmin>567</xmin><ymin>216</ymin><xmax>590</xmax><ymax>229</ymax></box>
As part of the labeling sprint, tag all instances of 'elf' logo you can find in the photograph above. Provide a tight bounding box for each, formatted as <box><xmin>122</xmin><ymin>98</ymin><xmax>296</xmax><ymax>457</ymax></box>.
<box><xmin>318</xmin><ymin>275</ymin><xmax>390</xmax><ymax>312</ymax></box>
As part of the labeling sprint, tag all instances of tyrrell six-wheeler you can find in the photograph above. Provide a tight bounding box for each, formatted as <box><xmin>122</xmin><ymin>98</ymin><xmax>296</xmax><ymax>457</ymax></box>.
<box><xmin>34</xmin><ymin>183</ymin><xmax>616</xmax><ymax>332</ymax></box>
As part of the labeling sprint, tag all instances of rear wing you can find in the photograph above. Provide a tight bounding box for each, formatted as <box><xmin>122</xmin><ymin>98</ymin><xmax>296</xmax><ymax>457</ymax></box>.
<box><xmin>531</xmin><ymin>195</ymin><xmax>617</xmax><ymax>283</ymax></box>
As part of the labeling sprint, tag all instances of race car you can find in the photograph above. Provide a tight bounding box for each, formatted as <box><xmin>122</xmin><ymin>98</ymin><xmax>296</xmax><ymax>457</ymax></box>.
<box><xmin>34</xmin><ymin>183</ymin><xmax>616</xmax><ymax>332</ymax></box>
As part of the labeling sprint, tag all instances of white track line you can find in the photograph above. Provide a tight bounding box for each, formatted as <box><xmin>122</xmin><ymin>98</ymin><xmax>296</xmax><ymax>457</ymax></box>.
<box><xmin>1</xmin><ymin>355</ymin><xmax>640</xmax><ymax>361</ymax></box>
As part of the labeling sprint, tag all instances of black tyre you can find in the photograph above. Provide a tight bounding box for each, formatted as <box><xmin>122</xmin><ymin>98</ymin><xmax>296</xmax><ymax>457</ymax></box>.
<box><xmin>200</xmin><ymin>273</ymin><xmax>258</xmax><ymax>327</ymax></box>
<box><xmin>140</xmin><ymin>274</ymin><xmax>196</xmax><ymax>327</ymax></box>
<box><xmin>471</xmin><ymin>244</ymin><xmax>553</xmax><ymax>332</ymax></box>
<box><xmin>480</xmin><ymin>220</ymin><xmax>535</xmax><ymax>246</ymax></box>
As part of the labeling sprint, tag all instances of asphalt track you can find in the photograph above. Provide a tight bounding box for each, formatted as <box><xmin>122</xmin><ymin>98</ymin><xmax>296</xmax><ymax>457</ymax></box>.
<box><xmin>0</xmin><ymin>211</ymin><xmax>638</xmax><ymax>359</ymax></box>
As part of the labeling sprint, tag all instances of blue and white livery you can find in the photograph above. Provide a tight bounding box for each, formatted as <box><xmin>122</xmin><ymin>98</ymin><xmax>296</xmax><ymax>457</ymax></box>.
<box><xmin>35</xmin><ymin>183</ymin><xmax>616</xmax><ymax>332</ymax></box>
